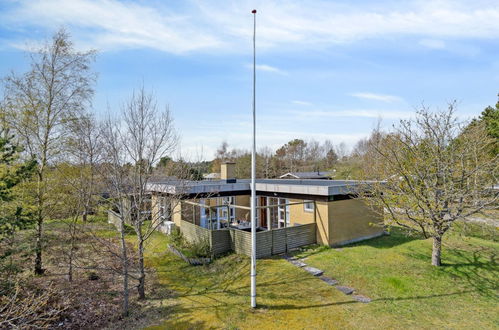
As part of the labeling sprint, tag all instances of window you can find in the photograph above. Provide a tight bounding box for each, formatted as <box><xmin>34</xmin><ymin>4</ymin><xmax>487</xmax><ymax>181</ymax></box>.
<box><xmin>304</xmin><ymin>200</ymin><xmax>314</xmax><ymax>212</ymax></box>
<box><xmin>278</xmin><ymin>198</ymin><xmax>290</xmax><ymax>228</ymax></box>
<box><xmin>159</xmin><ymin>197</ymin><xmax>171</xmax><ymax>221</ymax></box>
<box><xmin>217</xmin><ymin>196</ymin><xmax>235</xmax><ymax>221</ymax></box>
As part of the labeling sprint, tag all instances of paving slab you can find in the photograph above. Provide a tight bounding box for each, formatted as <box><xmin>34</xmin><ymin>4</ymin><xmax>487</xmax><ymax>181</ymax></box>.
<box><xmin>352</xmin><ymin>295</ymin><xmax>371</xmax><ymax>303</ymax></box>
<box><xmin>335</xmin><ymin>285</ymin><xmax>355</xmax><ymax>295</ymax></box>
<box><xmin>303</xmin><ymin>266</ymin><xmax>324</xmax><ymax>276</ymax></box>
<box><xmin>289</xmin><ymin>259</ymin><xmax>307</xmax><ymax>267</ymax></box>
<box><xmin>319</xmin><ymin>276</ymin><xmax>339</xmax><ymax>286</ymax></box>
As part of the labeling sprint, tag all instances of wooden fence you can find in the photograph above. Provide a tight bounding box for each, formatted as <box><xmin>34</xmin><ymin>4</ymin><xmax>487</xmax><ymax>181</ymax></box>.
<box><xmin>179</xmin><ymin>220</ymin><xmax>231</xmax><ymax>256</ymax></box>
<box><xmin>178</xmin><ymin>220</ymin><xmax>316</xmax><ymax>258</ymax></box>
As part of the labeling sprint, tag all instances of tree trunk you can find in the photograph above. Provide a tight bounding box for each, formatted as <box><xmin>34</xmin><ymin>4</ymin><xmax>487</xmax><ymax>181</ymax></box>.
<box><xmin>432</xmin><ymin>235</ymin><xmax>442</xmax><ymax>266</ymax></box>
<box><xmin>34</xmin><ymin>217</ymin><xmax>44</xmax><ymax>275</ymax></box>
<box><xmin>34</xmin><ymin>170</ymin><xmax>44</xmax><ymax>275</ymax></box>
<box><xmin>119</xmin><ymin>220</ymin><xmax>129</xmax><ymax>317</ymax></box>
<box><xmin>137</xmin><ymin>239</ymin><xmax>146</xmax><ymax>300</ymax></box>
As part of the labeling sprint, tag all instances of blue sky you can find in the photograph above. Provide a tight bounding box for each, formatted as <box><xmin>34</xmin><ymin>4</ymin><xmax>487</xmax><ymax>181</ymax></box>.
<box><xmin>1</xmin><ymin>0</ymin><xmax>499</xmax><ymax>160</ymax></box>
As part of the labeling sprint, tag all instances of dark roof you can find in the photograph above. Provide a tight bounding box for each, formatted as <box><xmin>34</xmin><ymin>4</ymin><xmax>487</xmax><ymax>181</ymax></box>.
<box><xmin>147</xmin><ymin>178</ymin><xmax>377</xmax><ymax>197</ymax></box>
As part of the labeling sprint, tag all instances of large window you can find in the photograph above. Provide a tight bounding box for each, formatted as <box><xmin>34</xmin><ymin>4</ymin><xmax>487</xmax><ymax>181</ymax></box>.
<box><xmin>304</xmin><ymin>200</ymin><xmax>314</xmax><ymax>212</ymax></box>
<box><xmin>217</xmin><ymin>196</ymin><xmax>235</xmax><ymax>222</ymax></box>
<box><xmin>278</xmin><ymin>198</ymin><xmax>290</xmax><ymax>228</ymax></box>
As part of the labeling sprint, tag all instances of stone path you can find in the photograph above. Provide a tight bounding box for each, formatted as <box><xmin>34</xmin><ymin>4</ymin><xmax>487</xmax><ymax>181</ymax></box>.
<box><xmin>283</xmin><ymin>255</ymin><xmax>371</xmax><ymax>303</ymax></box>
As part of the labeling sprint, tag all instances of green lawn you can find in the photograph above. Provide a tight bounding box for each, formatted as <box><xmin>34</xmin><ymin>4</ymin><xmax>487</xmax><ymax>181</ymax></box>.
<box><xmin>142</xmin><ymin>227</ymin><xmax>499</xmax><ymax>329</ymax></box>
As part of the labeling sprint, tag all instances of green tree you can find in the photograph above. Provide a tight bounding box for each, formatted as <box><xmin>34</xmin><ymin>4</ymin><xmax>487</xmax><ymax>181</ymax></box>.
<box><xmin>3</xmin><ymin>29</ymin><xmax>96</xmax><ymax>274</ymax></box>
<box><xmin>0</xmin><ymin>129</ymin><xmax>36</xmax><ymax>238</ymax></box>
<box><xmin>475</xmin><ymin>99</ymin><xmax>499</xmax><ymax>155</ymax></box>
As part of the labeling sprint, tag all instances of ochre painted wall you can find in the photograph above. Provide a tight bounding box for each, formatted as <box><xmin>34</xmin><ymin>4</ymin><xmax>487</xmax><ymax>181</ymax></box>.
<box><xmin>151</xmin><ymin>194</ymin><xmax>159</xmax><ymax>224</ymax></box>
<box><xmin>235</xmin><ymin>195</ymin><xmax>250</xmax><ymax>221</ymax></box>
<box><xmin>288</xmin><ymin>198</ymin><xmax>328</xmax><ymax>244</ymax></box>
<box><xmin>328</xmin><ymin>199</ymin><xmax>384</xmax><ymax>246</ymax></box>
<box><xmin>288</xmin><ymin>198</ymin><xmax>315</xmax><ymax>226</ymax></box>
<box><xmin>172</xmin><ymin>201</ymin><xmax>182</xmax><ymax>226</ymax></box>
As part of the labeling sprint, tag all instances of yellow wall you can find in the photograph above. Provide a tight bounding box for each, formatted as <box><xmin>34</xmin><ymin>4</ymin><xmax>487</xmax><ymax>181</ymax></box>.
<box><xmin>172</xmin><ymin>201</ymin><xmax>182</xmax><ymax>226</ymax></box>
<box><xmin>328</xmin><ymin>199</ymin><xmax>384</xmax><ymax>246</ymax></box>
<box><xmin>151</xmin><ymin>194</ymin><xmax>159</xmax><ymax>223</ymax></box>
<box><xmin>235</xmin><ymin>195</ymin><xmax>250</xmax><ymax>220</ymax></box>
<box><xmin>288</xmin><ymin>199</ymin><xmax>329</xmax><ymax>245</ymax></box>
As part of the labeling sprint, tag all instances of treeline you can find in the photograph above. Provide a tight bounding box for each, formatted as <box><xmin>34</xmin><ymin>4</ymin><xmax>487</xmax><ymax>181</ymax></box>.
<box><xmin>210</xmin><ymin>139</ymin><xmax>349</xmax><ymax>179</ymax></box>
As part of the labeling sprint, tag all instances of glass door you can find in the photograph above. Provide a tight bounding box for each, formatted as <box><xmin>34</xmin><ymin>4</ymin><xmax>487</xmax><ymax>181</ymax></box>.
<box><xmin>277</xmin><ymin>198</ymin><xmax>290</xmax><ymax>228</ymax></box>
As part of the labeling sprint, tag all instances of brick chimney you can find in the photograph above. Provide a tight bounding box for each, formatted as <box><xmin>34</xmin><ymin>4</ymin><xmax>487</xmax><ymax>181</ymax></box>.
<box><xmin>221</xmin><ymin>162</ymin><xmax>236</xmax><ymax>182</ymax></box>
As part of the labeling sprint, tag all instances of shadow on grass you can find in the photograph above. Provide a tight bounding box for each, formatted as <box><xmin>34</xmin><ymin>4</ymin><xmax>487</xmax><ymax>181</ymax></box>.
<box><xmin>407</xmin><ymin>245</ymin><xmax>498</xmax><ymax>297</ymax></box>
<box><xmin>290</xmin><ymin>227</ymin><xmax>422</xmax><ymax>259</ymax></box>
<box><xmin>352</xmin><ymin>227</ymin><xmax>422</xmax><ymax>249</ymax></box>
<box><xmin>259</xmin><ymin>289</ymin><xmax>473</xmax><ymax>311</ymax></box>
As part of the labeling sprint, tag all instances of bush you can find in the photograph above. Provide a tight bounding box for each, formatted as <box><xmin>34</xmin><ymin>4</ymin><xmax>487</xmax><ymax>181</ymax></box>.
<box><xmin>0</xmin><ymin>280</ymin><xmax>66</xmax><ymax>328</ymax></box>
<box><xmin>169</xmin><ymin>227</ymin><xmax>185</xmax><ymax>247</ymax></box>
<box><xmin>186</xmin><ymin>238</ymin><xmax>212</xmax><ymax>258</ymax></box>
<box><xmin>169</xmin><ymin>229</ymin><xmax>211</xmax><ymax>258</ymax></box>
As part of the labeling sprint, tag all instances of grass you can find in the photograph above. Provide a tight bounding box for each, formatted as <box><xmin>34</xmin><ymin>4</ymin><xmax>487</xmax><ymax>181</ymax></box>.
<box><xmin>140</xmin><ymin>226</ymin><xmax>499</xmax><ymax>329</ymax></box>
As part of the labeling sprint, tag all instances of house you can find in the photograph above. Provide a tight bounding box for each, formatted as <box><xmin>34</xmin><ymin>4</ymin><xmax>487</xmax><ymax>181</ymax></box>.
<box><xmin>147</xmin><ymin>163</ymin><xmax>384</xmax><ymax>258</ymax></box>
<box><xmin>279</xmin><ymin>171</ymin><xmax>334</xmax><ymax>180</ymax></box>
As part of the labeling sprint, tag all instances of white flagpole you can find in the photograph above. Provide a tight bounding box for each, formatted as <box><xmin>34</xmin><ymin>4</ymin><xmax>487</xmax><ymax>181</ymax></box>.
<box><xmin>250</xmin><ymin>8</ymin><xmax>257</xmax><ymax>309</ymax></box>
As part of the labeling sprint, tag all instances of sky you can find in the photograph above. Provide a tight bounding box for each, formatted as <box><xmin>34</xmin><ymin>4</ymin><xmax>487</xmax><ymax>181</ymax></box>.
<box><xmin>1</xmin><ymin>0</ymin><xmax>498</xmax><ymax>160</ymax></box>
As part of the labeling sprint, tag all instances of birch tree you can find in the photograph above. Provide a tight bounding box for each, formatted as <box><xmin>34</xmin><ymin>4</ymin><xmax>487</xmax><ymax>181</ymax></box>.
<box><xmin>362</xmin><ymin>104</ymin><xmax>498</xmax><ymax>266</ymax></box>
<box><xmin>3</xmin><ymin>29</ymin><xmax>96</xmax><ymax>274</ymax></box>
<box><xmin>101</xmin><ymin>87</ymin><xmax>179</xmax><ymax>314</ymax></box>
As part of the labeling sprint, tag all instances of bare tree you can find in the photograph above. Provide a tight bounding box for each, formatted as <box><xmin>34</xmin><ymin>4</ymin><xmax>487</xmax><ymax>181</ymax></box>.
<box><xmin>3</xmin><ymin>29</ymin><xmax>96</xmax><ymax>274</ymax></box>
<box><xmin>101</xmin><ymin>87</ymin><xmax>179</xmax><ymax>314</ymax></box>
<box><xmin>362</xmin><ymin>104</ymin><xmax>498</xmax><ymax>266</ymax></box>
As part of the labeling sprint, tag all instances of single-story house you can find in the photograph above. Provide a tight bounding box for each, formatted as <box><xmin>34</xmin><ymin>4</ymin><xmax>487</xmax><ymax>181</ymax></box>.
<box><xmin>147</xmin><ymin>163</ymin><xmax>384</xmax><ymax>257</ymax></box>
<box><xmin>279</xmin><ymin>171</ymin><xmax>334</xmax><ymax>180</ymax></box>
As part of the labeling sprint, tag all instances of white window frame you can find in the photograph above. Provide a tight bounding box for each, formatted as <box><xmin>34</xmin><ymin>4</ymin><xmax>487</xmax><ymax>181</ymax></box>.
<box><xmin>277</xmin><ymin>198</ymin><xmax>290</xmax><ymax>228</ymax></box>
<box><xmin>304</xmin><ymin>200</ymin><xmax>314</xmax><ymax>213</ymax></box>
<box><xmin>217</xmin><ymin>196</ymin><xmax>235</xmax><ymax>222</ymax></box>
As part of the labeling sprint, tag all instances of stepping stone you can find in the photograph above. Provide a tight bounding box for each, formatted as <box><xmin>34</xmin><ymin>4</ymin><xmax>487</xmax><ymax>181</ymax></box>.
<box><xmin>319</xmin><ymin>276</ymin><xmax>339</xmax><ymax>286</ymax></box>
<box><xmin>289</xmin><ymin>259</ymin><xmax>307</xmax><ymax>267</ymax></box>
<box><xmin>282</xmin><ymin>255</ymin><xmax>297</xmax><ymax>261</ymax></box>
<box><xmin>335</xmin><ymin>285</ymin><xmax>355</xmax><ymax>295</ymax></box>
<box><xmin>352</xmin><ymin>295</ymin><xmax>371</xmax><ymax>303</ymax></box>
<box><xmin>303</xmin><ymin>266</ymin><xmax>324</xmax><ymax>276</ymax></box>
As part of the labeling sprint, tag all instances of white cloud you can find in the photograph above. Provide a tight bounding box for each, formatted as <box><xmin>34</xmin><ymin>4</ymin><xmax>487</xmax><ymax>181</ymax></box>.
<box><xmin>419</xmin><ymin>38</ymin><xmax>446</xmax><ymax>49</ymax></box>
<box><xmin>291</xmin><ymin>109</ymin><xmax>412</xmax><ymax>120</ymax></box>
<box><xmin>292</xmin><ymin>100</ymin><xmax>312</xmax><ymax>106</ymax></box>
<box><xmin>350</xmin><ymin>92</ymin><xmax>403</xmax><ymax>103</ymax></box>
<box><xmin>2</xmin><ymin>0</ymin><xmax>222</xmax><ymax>54</ymax></box>
<box><xmin>3</xmin><ymin>0</ymin><xmax>499</xmax><ymax>54</ymax></box>
<box><xmin>245</xmin><ymin>63</ymin><xmax>286</xmax><ymax>74</ymax></box>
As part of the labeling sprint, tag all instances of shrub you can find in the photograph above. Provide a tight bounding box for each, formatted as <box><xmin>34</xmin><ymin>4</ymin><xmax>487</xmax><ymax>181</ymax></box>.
<box><xmin>169</xmin><ymin>227</ymin><xmax>185</xmax><ymax>247</ymax></box>
<box><xmin>186</xmin><ymin>238</ymin><xmax>212</xmax><ymax>258</ymax></box>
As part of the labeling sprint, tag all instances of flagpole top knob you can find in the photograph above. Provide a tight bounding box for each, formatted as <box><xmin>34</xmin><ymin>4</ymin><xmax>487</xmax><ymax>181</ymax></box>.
<box><xmin>252</xmin><ymin>9</ymin><xmax>257</xmax><ymax>14</ymax></box>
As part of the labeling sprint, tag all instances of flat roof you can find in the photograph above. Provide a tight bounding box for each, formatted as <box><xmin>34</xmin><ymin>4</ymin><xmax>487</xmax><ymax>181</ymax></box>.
<box><xmin>146</xmin><ymin>178</ymin><xmax>376</xmax><ymax>197</ymax></box>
